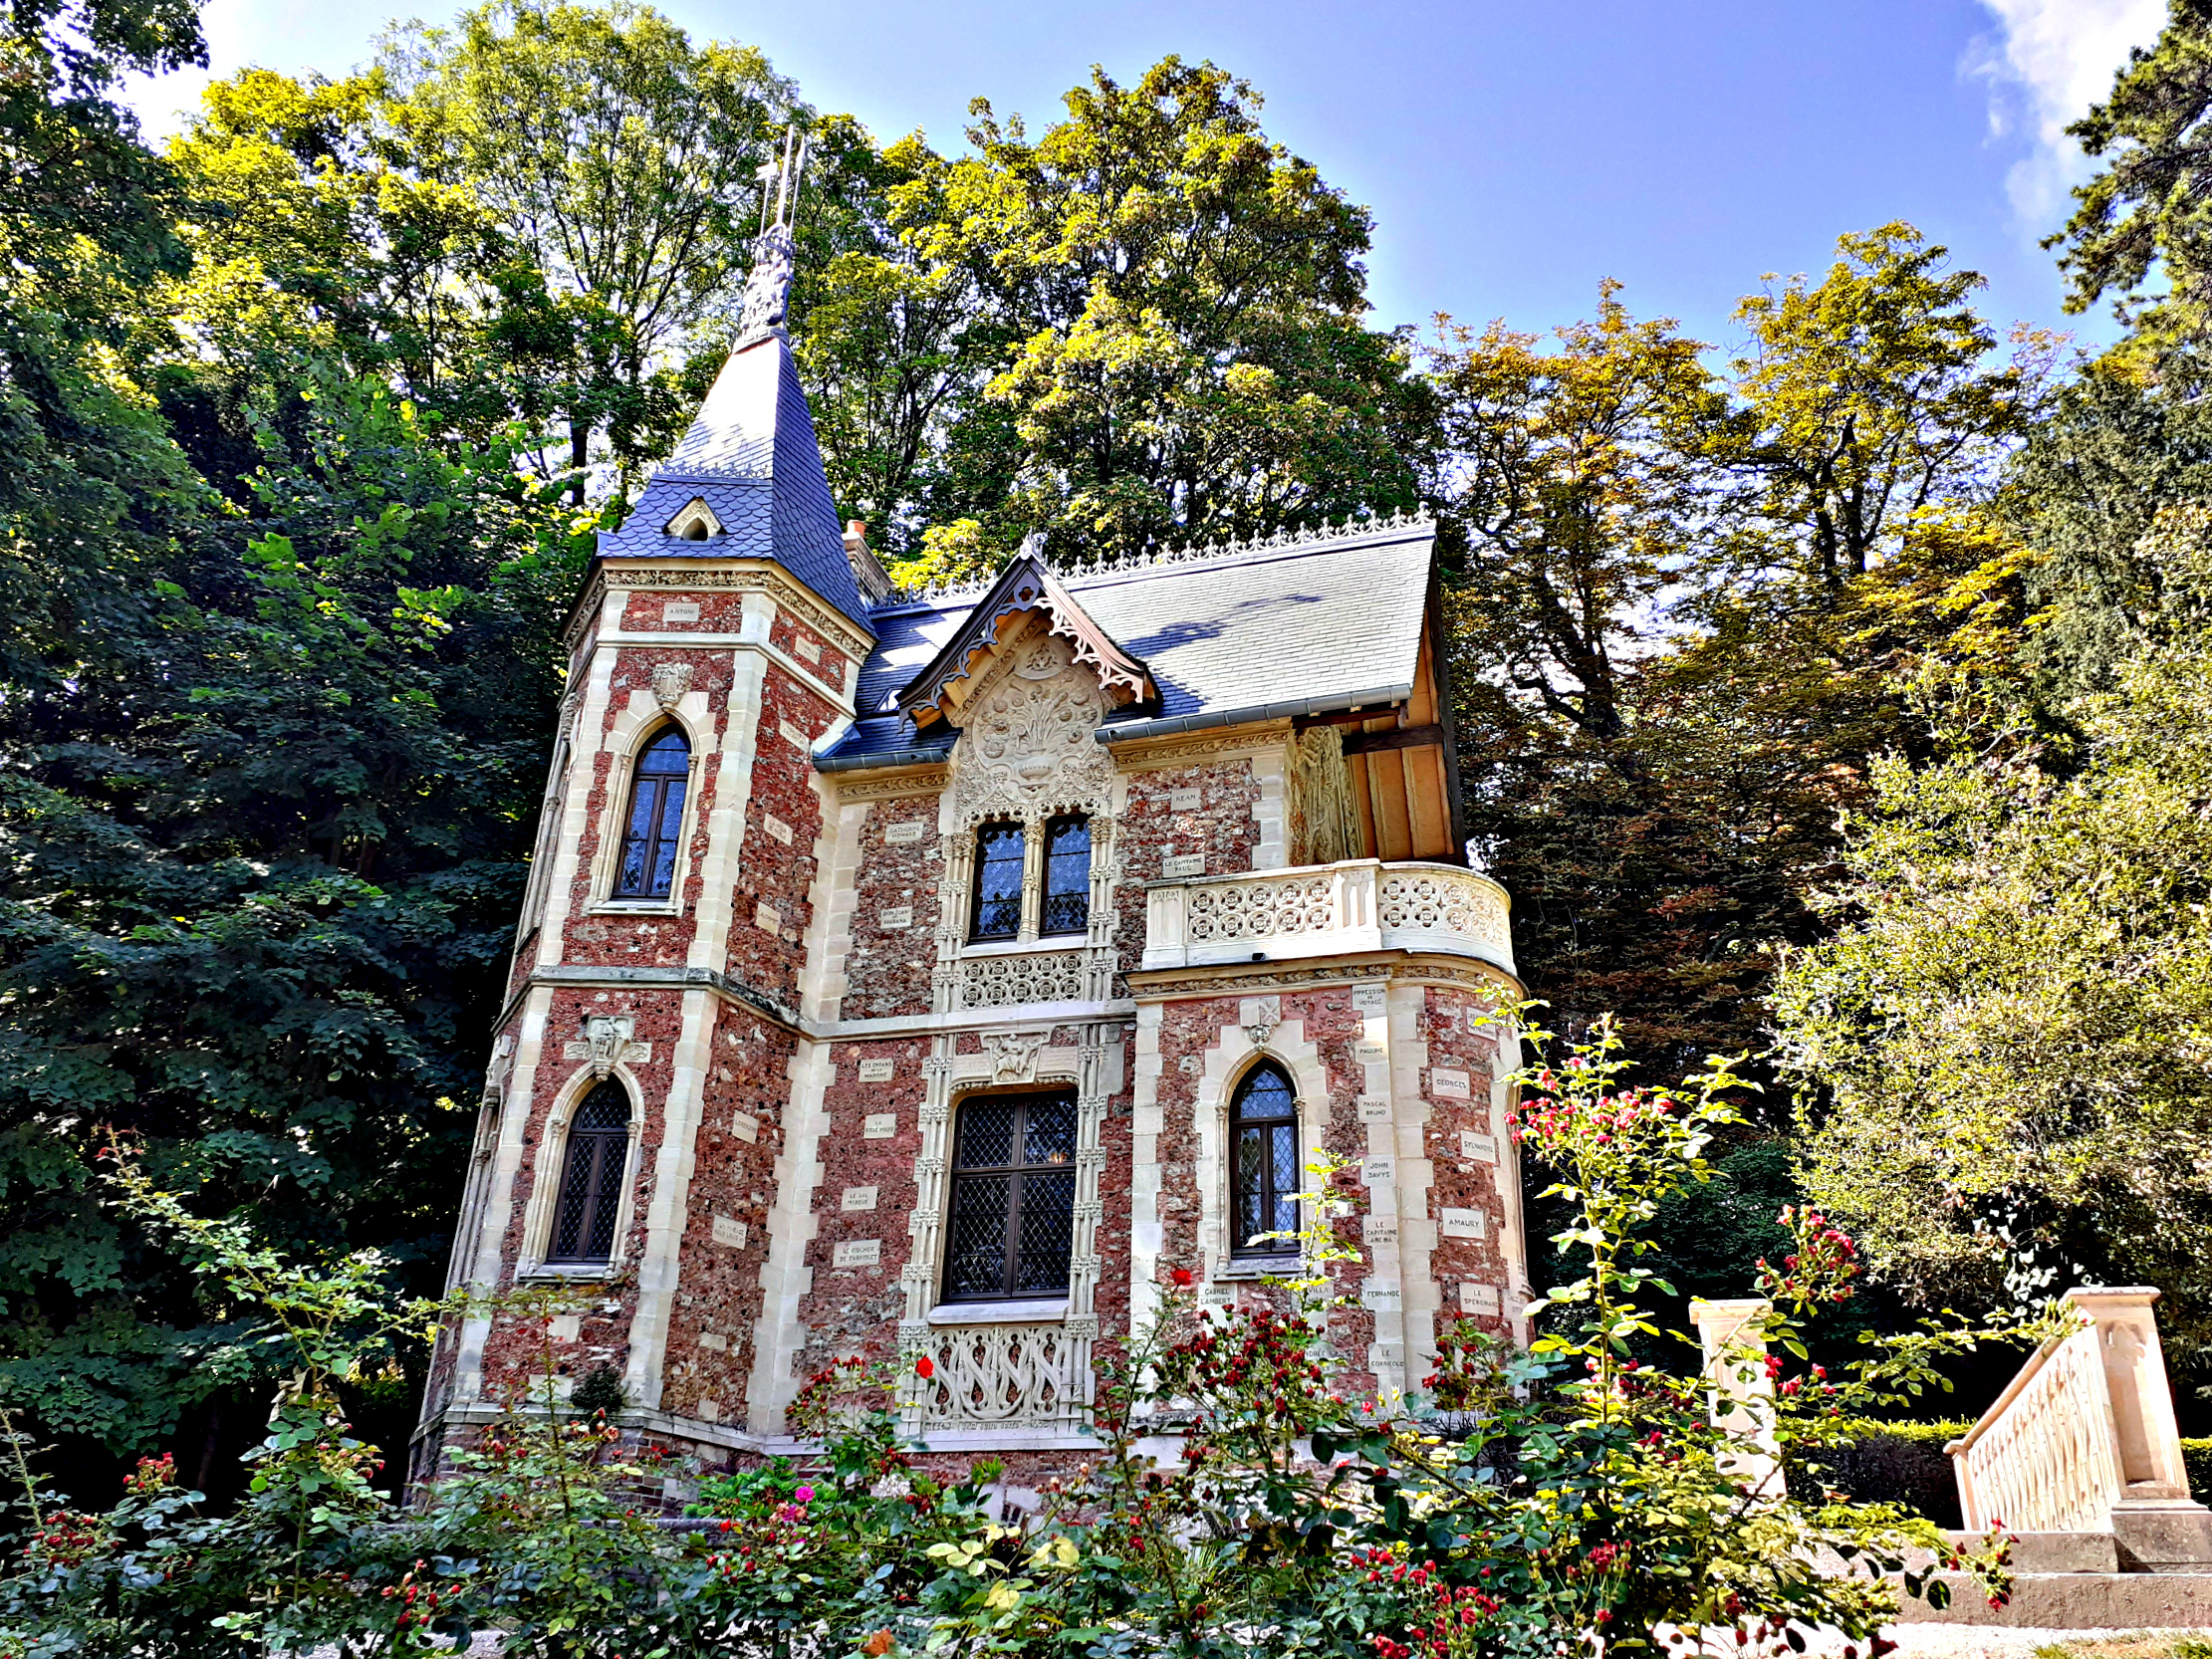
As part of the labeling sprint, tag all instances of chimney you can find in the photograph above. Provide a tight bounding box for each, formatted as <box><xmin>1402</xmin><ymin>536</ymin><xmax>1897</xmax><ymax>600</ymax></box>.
<box><xmin>844</xmin><ymin>519</ymin><xmax>894</xmax><ymax>604</ymax></box>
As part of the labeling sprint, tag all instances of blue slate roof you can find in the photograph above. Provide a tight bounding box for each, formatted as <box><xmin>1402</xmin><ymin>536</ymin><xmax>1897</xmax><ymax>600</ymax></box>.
<box><xmin>598</xmin><ymin>337</ymin><xmax>874</xmax><ymax>634</ymax></box>
<box><xmin>817</xmin><ymin>518</ymin><xmax>1437</xmax><ymax>770</ymax></box>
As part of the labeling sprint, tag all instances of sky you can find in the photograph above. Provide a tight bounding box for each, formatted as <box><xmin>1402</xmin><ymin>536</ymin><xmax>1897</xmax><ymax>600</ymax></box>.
<box><xmin>121</xmin><ymin>0</ymin><xmax>2167</xmax><ymax>358</ymax></box>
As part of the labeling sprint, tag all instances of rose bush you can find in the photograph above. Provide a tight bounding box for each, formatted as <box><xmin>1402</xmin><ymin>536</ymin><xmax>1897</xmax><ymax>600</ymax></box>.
<box><xmin>0</xmin><ymin>1014</ymin><xmax>2038</xmax><ymax>1657</ymax></box>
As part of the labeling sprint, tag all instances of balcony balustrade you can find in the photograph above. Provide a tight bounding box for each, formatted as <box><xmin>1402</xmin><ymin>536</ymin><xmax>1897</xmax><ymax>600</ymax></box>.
<box><xmin>1141</xmin><ymin>859</ymin><xmax>1515</xmax><ymax>977</ymax></box>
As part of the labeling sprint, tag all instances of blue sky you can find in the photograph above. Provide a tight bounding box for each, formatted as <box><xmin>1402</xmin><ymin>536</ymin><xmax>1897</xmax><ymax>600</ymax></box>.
<box><xmin>123</xmin><ymin>0</ymin><xmax>2163</xmax><ymax>358</ymax></box>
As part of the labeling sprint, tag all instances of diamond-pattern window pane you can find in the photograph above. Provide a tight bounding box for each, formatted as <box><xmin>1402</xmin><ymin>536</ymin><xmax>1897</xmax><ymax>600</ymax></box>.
<box><xmin>957</xmin><ymin>1100</ymin><xmax>1017</xmax><ymax>1170</ymax></box>
<box><xmin>1042</xmin><ymin>816</ymin><xmax>1090</xmax><ymax>935</ymax></box>
<box><xmin>1231</xmin><ymin>1065</ymin><xmax>1299</xmax><ymax>1256</ymax></box>
<box><xmin>944</xmin><ymin>1174</ymin><xmax>1011</xmax><ymax>1300</ymax></box>
<box><xmin>1024</xmin><ymin>1097</ymin><xmax>1077</xmax><ymax>1165</ymax></box>
<box><xmin>1238</xmin><ymin>1066</ymin><xmax>1296</xmax><ymax>1121</ymax></box>
<box><xmin>614</xmin><ymin>728</ymin><xmax>690</xmax><ymax>900</ymax></box>
<box><xmin>972</xmin><ymin>823</ymin><xmax>1024</xmax><ymax>940</ymax></box>
<box><xmin>574</xmin><ymin>1082</ymin><xmax>628</xmax><ymax>1131</ymax></box>
<box><xmin>1271</xmin><ymin>1123</ymin><xmax>1301</xmax><ymax>1237</ymax></box>
<box><xmin>1014</xmin><ymin>1169</ymin><xmax>1076</xmax><ymax>1294</ymax></box>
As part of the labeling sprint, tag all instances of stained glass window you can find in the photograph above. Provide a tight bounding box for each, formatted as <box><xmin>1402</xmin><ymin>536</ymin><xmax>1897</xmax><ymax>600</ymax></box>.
<box><xmin>614</xmin><ymin>726</ymin><xmax>690</xmax><ymax>900</ymax></box>
<box><xmin>548</xmin><ymin>1081</ymin><xmax>631</xmax><ymax>1264</ymax></box>
<box><xmin>1230</xmin><ymin>1064</ymin><xmax>1300</xmax><ymax>1257</ymax></box>
<box><xmin>941</xmin><ymin>1092</ymin><xmax>1079</xmax><ymax>1301</ymax></box>
<box><xmin>1041</xmin><ymin>815</ymin><xmax>1091</xmax><ymax>935</ymax></box>
<box><xmin>970</xmin><ymin>822</ymin><xmax>1024</xmax><ymax>940</ymax></box>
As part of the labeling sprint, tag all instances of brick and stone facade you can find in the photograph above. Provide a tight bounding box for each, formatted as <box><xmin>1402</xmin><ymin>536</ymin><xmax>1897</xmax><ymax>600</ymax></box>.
<box><xmin>416</xmin><ymin>261</ymin><xmax>1530</xmax><ymax>1497</ymax></box>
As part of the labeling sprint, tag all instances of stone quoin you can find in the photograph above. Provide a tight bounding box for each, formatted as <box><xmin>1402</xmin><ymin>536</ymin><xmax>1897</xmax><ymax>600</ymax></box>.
<box><xmin>414</xmin><ymin>180</ymin><xmax>1531</xmax><ymax>1493</ymax></box>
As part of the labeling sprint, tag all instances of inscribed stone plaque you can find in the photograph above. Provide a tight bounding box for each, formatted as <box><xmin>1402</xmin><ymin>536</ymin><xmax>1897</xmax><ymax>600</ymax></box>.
<box><xmin>1352</xmin><ymin>983</ymin><xmax>1388</xmax><ymax>1014</ymax></box>
<box><xmin>794</xmin><ymin>636</ymin><xmax>821</xmax><ymax>663</ymax></box>
<box><xmin>1168</xmin><ymin>788</ymin><xmax>1202</xmax><ymax>811</ymax></box>
<box><xmin>763</xmin><ymin>814</ymin><xmax>794</xmax><ymax>845</ymax></box>
<box><xmin>1362</xmin><ymin>1217</ymin><xmax>1399</xmax><ymax>1248</ymax></box>
<box><xmin>697</xmin><ymin>1329</ymin><xmax>727</xmax><ymax>1350</ymax></box>
<box><xmin>858</xmin><ymin>1059</ymin><xmax>895</xmax><ymax>1083</ymax></box>
<box><xmin>754</xmin><ymin>901</ymin><xmax>781</xmax><ymax>933</ymax></box>
<box><xmin>1161</xmin><ymin>852</ymin><xmax>1205</xmax><ymax>877</ymax></box>
<box><xmin>862</xmin><ymin>1111</ymin><xmax>897</xmax><ymax>1139</ymax></box>
<box><xmin>883</xmin><ymin>821</ymin><xmax>926</xmax><ymax>844</ymax></box>
<box><xmin>779</xmin><ymin>719</ymin><xmax>812</xmax><ymax>750</ymax></box>
<box><xmin>1458</xmin><ymin>1131</ymin><xmax>1498</xmax><ymax>1164</ymax></box>
<box><xmin>711</xmin><ymin>1214</ymin><xmax>747</xmax><ymax>1249</ymax></box>
<box><xmin>549</xmin><ymin>1315</ymin><xmax>580</xmax><ymax>1341</ymax></box>
<box><xmin>833</xmin><ymin>1239</ymin><xmax>879</xmax><ymax>1268</ymax></box>
<box><xmin>842</xmin><ymin>1186</ymin><xmax>878</xmax><ymax>1213</ymax></box>
<box><xmin>1430</xmin><ymin>1067</ymin><xmax>1471</xmax><ymax>1099</ymax></box>
<box><xmin>1360</xmin><ymin>1283</ymin><xmax>1403</xmax><ymax>1312</ymax></box>
<box><xmin>1460</xmin><ymin>1282</ymin><xmax>1502</xmax><ymax>1317</ymax></box>
<box><xmin>1356</xmin><ymin>1096</ymin><xmax>1392</xmax><ymax>1124</ymax></box>
<box><xmin>877</xmin><ymin>906</ymin><xmax>912</xmax><ymax>930</ymax></box>
<box><xmin>660</xmin><ymin>600</ymin><xmax>700</xmax><ymax>623</ymax></box>
<box><xmin>1353</xmin><ymin>1041</ymin><xmax>1386</xmax><ymax>1064</ymax></box>
<box><xmin>731</xmin><ymin>1110</ymin><xmax>760</xmax><ymax>1143</ymax></box>
<box><xmin>1360</xmin><ymin>1155</ymin><xmax>1395</xmax><ymax>1188</ymax></box>
<box><xmin>696</xmin><ymin>1398</ymin><xmax>722</xmax><ymax>1423</ymax></box>
<box><xmin>1439</xmin><ymin>1207</ymin><xmax>1487</xmax><ymax>1240</ymax></box>
<box><xmin>1199</xmin><ymin>1283</ymin><xmax>1236</xmax><ymax>1307</ymax></box>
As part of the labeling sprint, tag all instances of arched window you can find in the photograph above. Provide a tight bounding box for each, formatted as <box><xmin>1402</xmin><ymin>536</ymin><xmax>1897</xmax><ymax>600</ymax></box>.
<box><xmin>970</xmin><ymin>822</ymin><xmax>1024</xmax><ymax>940</ymax></box>
<box><xmin>614</xmin><ymin>726</ymin><xmax>690</xmax><ymax>900</ymax></box>
<box><xmin>548</xmin><ymin>1080</ymin><xmax>631</xmax><ymax>1264</ymax></box>
<box><xmin>941</xmin><ymin>1091</ymin><xmax>1077</xmax><ymax>1302</ymax></box>
<box><xmin>1041</xmin><ymin>815</ymin><xmax>1091</xmax><ymax>935</ymax></box>
<box><xmin>1230</xmin><ymin>1064</ymin><xmax>1300</xmax><ymax>1258</ymax></box>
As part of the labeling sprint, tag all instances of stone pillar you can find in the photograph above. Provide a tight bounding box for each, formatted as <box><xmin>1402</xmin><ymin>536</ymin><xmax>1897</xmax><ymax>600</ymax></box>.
<box><xmin>1689</xmin><ymin>1297</ymin><xmax>1782</xmax><ymax>1500</ymax></box>
<box><xmin>2072</xmin><ymin>1288</ymin><xmax>2212</xmax><ymax>1569</ymax></box>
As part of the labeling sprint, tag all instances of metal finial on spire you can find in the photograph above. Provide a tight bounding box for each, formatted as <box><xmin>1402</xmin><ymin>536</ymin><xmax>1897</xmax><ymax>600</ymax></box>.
<box><xmin>737</xmin><ymin>123</ymin><xmax>810</xmax><ymax>346</ymax></box>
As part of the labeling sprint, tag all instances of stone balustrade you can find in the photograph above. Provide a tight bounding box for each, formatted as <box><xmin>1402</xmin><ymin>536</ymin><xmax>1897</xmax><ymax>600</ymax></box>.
<box><xmin>1949</xmin><ymin>1288</ymin><xmax>2212</xmax><ymax>1564</ymax></box>
<box><xmin>1141</xmin><ymin>859</ymin><xmax>1515</xmax><ymax>976</ymax></box>
<box><xmin>906</xmin><ymin>1321</ymin><xmax>1091</xmax><ymax>1434</ymax></box>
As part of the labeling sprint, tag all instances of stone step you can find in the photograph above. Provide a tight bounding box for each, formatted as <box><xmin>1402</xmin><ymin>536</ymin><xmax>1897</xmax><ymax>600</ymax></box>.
<box><xmin>1895</xmin><ymin>1570</ymin><xmax>2212</xmax><ymax>1628</ymax></box>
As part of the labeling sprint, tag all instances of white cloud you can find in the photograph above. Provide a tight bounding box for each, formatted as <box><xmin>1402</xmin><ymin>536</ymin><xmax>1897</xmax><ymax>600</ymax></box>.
<box><xmin>1969</xmin><ymin>0</ymin><xmax>2166</xmax><ymax>224</ymax></box>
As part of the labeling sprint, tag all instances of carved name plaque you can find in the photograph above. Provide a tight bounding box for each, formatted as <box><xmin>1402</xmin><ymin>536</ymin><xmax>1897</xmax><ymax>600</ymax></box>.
<box><xmin>832</xmin><ymin>1239</ymin><xmax>880</xmax><ymax>1268</ymax></box>
<box><xmin>1459</xmin><ymin>1131</ymin><xmax>1498</xmax><ymax>1163</ymax></box>
<box><xmin>1161</xmin><ymin>852</ymin><xmax>1205</xmax><ymax>878</ymax></box>
<box><xmin>1357</xmin><ymin>1097</ymin><xmax>1392</xmax><ymax>1124</ymax></box>
<box><xmin>1362</xmin><ymin>1217</ymin><xmax>1399</xmax><ymax>1247</ymax></box>
<box><xmin>794</xmin><ymin>635</ymin><xmax>821</xmax><ymax>663</ymax></box>
<box><xmin>842</xmin><ymin>1186</ymin><xmax>878</xmax><ymax>1212</ymax></box>
<box><xmin>862</xmin><ymin>1111</ymin><xmax>897</xmax><ymax>1138</ymax></box>
<box><xmin>1360</xmin><ymin>1155</ymin><xmax>1395</xmax><ymax>1188</ymax></box>
<box><xmin>711</xmin><ymin>1215</ymin><xmax>748</xmax><ymax>1249</ymax></box>
<box><xmin>780</xmin><ymin>719</ymin><xmax>812</xmax><ymax>750</ymax></box>
<box><xmin>858</xmin><ymin>1059</ymin><xmax>895</xmax><ymax>1082</ymax></box>
<box><xmin>697</xmin><ymin>1330</ymin><xmax>727</xmax><ymax>1350</ymax></box>
<box><xmin>1360</xmin><ymin>1283</ymin><xmax>1403</xmax><ymax>1312</ymax></box>
<box><xmin>754</xmin><ymin>902</ymin><xmax>781</xmax><ymax>934</ymax></box>
<box><xmin>1460</xmin><ymin>1282</ymin><xmax>1502</xmax><ymax>1316</ymax></box>
<box><xmin>1168</xmin><ymin>788</ymin><xmax>1202</xmax><ymax>811</ymax></box>
<box><xmin>1430</xmin><ymin>1067</ymin><xmax>1472</xmax><ymax>1099</ymax></box>
<box><xmin>878</xmin><ymin>906</ymin><xmax>912</xmax><ymax>930</ymax></box>
<box><xmin>1440</xmin><ymin>1207</ymin><xmax>1487</xmax><ymax>1240</ymax></box>
<box><xmin>1352</xmin><ymin>984</ymin><xmax>1389</xmax><ymax>1014</ymax></box>
<box><xmin>763</xmin><ymin>814</ymin><xmax>794</xmax><ymax>845</ymax></box>
<box><xmin>883</xmin><ymin>822</ymin><xmax>926</xmax><ymax>844</ymax></box>
<box><xmin>661</xmin><ymin>600</ymin><xmax>700</xmax><ymax>623</ymax></box>
<box><xmin>731</xmin><ymin>1110</ymin><xmax>760</xmax><ymax>1143</ymax></box>
<box><xmin>1353</xmin><ymin>1042</ymin><xmax>1386</xmax><ymax>1064</ymax></box>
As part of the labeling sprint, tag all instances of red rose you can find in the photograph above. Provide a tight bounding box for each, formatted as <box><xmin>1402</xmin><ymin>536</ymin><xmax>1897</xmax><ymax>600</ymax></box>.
<box><xmin>1169</xmin><ymin>1268</ymin><xmax>1195</xmax><ymax>1288</ymax></box>
<box><xmin>914</xmin><ymin>1356</ymin><xmax>934</xmax><ymax>1378</ymax></box>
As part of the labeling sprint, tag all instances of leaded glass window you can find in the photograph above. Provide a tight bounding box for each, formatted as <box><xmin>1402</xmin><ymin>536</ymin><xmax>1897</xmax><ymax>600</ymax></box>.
<box><xmin>970</xmin><ymin>822</ymin><xmax>1024</xmax><ymax>940</ymax></box>
<box><xmin>614</xmin><ymin>726</ymin><xmax>690</xmax><ymax>900</ymax></box>
<box><xmin>940</xmin><ymin>1092</ymin><xmax>1078</xmax><ymax>1301</ymax></box>
<box><xmin>1041</xmin><ymin>815</ymin><xmax>1091</xmax><ymax>936</ymax></box>
<box><xmin>1230</xmin><ymin>1064</ymin><xmax>1300</xmax><ymax>1257</ymax></box>
<box><xmin>548</xmin><ymin>1081</ymin><xmax>631</xmax><ymax>1264</ymax></box>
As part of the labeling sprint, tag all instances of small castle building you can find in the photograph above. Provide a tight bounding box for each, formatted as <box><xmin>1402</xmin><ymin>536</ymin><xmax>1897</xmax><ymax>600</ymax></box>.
<box><xmin>417</xmin><ymin>218</ymin><xmax>1529</xmax><ymax>1487</ymax></box>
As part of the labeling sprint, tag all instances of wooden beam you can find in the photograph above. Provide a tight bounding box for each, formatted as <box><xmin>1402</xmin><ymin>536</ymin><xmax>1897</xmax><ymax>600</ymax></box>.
<box><xmin>1342</xmin><ymin>722</ymin><xmax>1446</xmax><ymax>757</ymax></box>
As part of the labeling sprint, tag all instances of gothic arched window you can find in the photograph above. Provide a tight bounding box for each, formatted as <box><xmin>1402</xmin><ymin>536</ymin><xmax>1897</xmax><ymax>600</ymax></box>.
<box><xmin>548</xmin><ymin>1080</ymin><xmax>631</xmax><ymax>1264</ymax></box>
<box><xmin>1041</xmin><ymin>815</ymin><xmax>1091</xmax><ymax>936</ymax></box>
<box><xmin>970</xmin><ymin>822</ymin><xmax>1024</xmax><ymax>940</ymax></box>
<box><xmin>940</xmin><ymin>1092</ymin><xmax>1078</xmax><ymax>1302</ymax></box>
<box><xmin>1230</xmin><ymin>1063</ymin><xmax>1300</xmax><ymax>1258</ymax></box>
<box><xmin>614</xmin><ymin>726</ymin><xmax>690</xmax><ymax>900</ymax></box>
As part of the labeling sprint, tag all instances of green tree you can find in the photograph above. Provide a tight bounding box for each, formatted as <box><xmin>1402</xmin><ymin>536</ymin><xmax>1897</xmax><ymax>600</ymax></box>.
<box><xmin>1773</xmin><ymin>505</ymin><xmax>2212</xmax><ymax>1370</ymax></box>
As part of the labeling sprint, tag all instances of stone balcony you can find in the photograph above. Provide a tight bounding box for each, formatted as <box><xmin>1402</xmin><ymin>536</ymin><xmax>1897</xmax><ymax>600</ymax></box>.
<box><xmin>1140</xmin><ymin>858</ymin><xmax>1515</xmax><ymax>978</ymax></box>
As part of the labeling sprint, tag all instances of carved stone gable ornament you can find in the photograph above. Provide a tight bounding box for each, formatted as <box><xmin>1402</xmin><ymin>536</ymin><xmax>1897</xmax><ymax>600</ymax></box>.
<box><xmin>951</xmin><ymin>625</ymin><xmax>1114</xmax><ymax>826</ymax></box>
<box><xmin>983</xmin><ymin>1031</ymin><xmax>1049</xmax><ymax>1082</ymax></box>
<box><xmin>562</xmin><ymin>1015</ymin><xmax>650</xmax><ymax>1080</ymax></box>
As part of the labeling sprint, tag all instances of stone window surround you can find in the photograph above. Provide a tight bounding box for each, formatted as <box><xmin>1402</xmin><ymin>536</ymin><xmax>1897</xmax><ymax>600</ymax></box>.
<box><xmin>961</xmin><ymin>815</ymin><xmax>1095</xmax><ymax>946</ymax></box>
<box><xmin>1189</xmin><ymin>1012</ymin><xmax>1334</xmax><ymax>1291</ymax></box>
<box><xmin>516</xmin><ymin>1065</ymin><xmax>646</xmax><ymax>1282</ymax></box>
<box><xmin>582</xmin><ymin>684</ymin><xmax>714</xmax><ymax>919</ymax></box>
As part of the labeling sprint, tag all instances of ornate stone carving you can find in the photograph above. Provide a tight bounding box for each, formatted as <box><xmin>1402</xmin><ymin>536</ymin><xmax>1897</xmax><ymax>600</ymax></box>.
<box><xmin>908</xmin><ymin>1322</ymin><xmax>1086</xmax><ymax>1432</ymax></box>
<box><xmin>564</xmin><ymin>1015</ymin><xmax>648</xmax><ymax>1081</ymax></box>
<box><xmin>736</xmin><ymin>226</ymin><xmax>797</xmax><ymax>344</ymax></box>
<box><xmin>649</xmin><ymin>661</ymin><xmax>693</xmax><ymax>712</ymax></box>
<box><xmin>982</xmin><ymin>1031</ymin><xmax>1048</xmax><ymax>1082</ymax></box>
<box><xmin>1290</xmin><ymin>725</ymin><xmax>1360</xmax><ymax>865</ymax></box>
<box><xmin>959</xmin><ymin>952</ymin><xmax>1086</xmax><ymax>1009</ymax></box>
<box><xmin>950</xmin><ymin>628</ymin><xmax>1113</xmax><ymax>827</ymax></box>
<box><xmin>1241</xmin><ymin>995</ymin><xmax>1283</xmax><ymax>1050</ymax></box>
<box><xmin>1188</xmin><ymin>874</ymin><xmax>1336</xmax><ymax>941</ymax></box>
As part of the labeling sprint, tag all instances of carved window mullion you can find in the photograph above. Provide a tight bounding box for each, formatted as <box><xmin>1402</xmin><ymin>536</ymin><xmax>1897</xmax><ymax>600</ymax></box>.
<box><xmin>905</xmin><ymin>1050</ymin><xmax>958</xmax><ymax>1323</ymax></box>
<box><xmin>1017</xmin><ymin>812</ymin><xmax>1045</xmax><ymax>943</ymax></box>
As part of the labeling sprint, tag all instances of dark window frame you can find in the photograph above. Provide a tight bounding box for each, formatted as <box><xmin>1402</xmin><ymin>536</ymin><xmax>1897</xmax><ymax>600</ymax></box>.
<box><xmin>547</xmin><ymin>1080</ymin><xmax>633</xmax><ymax>1265</ymax></box>
<box><xmin>969</xmin><ymin>820</ymin><xmax>1025</xmax><ymax>941</ymax></box>
<box><xmin>939</xmin><ymin>1090</ymin><xmax>1079</xmax><ymax>1303</ymax></box>
<box><xmin>1229</xmin><ymin>1063</ymin><xmax>1302</xmax><ymax>1259</ymax></box>
<box><xmin>613</xmin><ymin>724</ymin><xmax>691</xmax><ymax>901</ymax></box>
<box><xmin>1040</xmin><ymin>814</ymin><xmax>1091</xmax><ymax>937</ymax></box>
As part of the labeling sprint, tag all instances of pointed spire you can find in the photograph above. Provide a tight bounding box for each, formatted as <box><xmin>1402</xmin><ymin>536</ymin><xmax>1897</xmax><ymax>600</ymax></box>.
<box><xmin>735</xmin><ymin>125</ymin><xmax>810</xmax><ymax>349</ymax></box>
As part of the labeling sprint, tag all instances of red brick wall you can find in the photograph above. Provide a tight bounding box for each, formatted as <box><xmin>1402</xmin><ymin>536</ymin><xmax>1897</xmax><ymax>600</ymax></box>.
<box><xmin>839</xmin><ymin>797</ymin><xmax>942</xmax><ymax>1020</ymax></box>
<box><xmin>1417</xmin><ymin>987</ymin><xmax>1513</xmax><ymax>1339</ymax></box>
<box><xmin>1111</xmin><ymin>760</ymin><xmax>1261</xmax><ymax>982</ymax></box>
